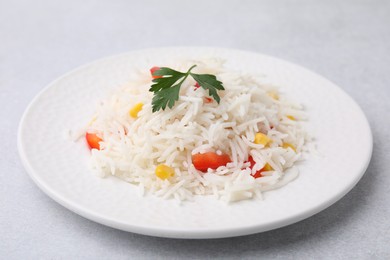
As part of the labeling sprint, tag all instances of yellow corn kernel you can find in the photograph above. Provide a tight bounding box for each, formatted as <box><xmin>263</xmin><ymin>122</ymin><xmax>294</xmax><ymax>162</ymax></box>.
<box><xmin>254</xmin><ymin>133</ymin><xmax>272</xmax><ymax>146</ymax></box>
<box><xmin>155</xmin><ymin>164</ymin><xmax>175</xmax><ymax>180</ymax></box>
<box><xmin>267</xmin><ymin>91</ymin><xmax>279</xmax><ymax>100</ymax></box>
<box><xmin>129</xmin><ymin>103</ymin><xmax>143</xmax><ymax>118</ymax></box>
<box><xmin>287</xmin><ymin>115</ymin><xmax>296</xmax><ymax>120</ymax></box>
<box><xmin>263</xmin><ymin>163</ymin><xmax>273</xmax><ymax>171</ymax></box>
<box><xmin>282</xmin><ymin>142</ymin><xmax>297</xmax><ymax>152</ymax></box>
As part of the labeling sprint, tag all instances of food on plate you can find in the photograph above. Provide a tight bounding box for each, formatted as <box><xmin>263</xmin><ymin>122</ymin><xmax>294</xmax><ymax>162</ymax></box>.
<box><xmin>85</xmin><ymin>132</ymin><xmax>102</xmax><ymax>150</ymax></box>
<box><xmin>82</xmin><ymin>59</ymin><xmax>311</xmax><ymax>202</ymax></box>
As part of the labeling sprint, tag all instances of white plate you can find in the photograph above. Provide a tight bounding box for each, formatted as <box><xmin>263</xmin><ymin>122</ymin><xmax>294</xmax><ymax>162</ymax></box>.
<box><xmin>18</xmin><ymin>47</ymin><xmax>372</xmax><ymax>239</ymax></box>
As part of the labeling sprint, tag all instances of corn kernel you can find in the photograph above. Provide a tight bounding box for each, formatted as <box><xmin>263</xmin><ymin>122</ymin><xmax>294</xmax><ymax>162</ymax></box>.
<box><xmin>129</xmin><ymin>103</ymin><xmax>143</xmax><ymax>118</ymax></box>
<box><xmin>263</xmin><ymin>163</ymin><xmax>273</xmax><ymax>171</ymax></box>
<box><xmin>287</xmin><ymin>115</ymin><xmax>296</xmax><ymax>120</ymax></box>
<box><xmin>282</xmin><ymin>143</ymin><xmax>297</xmax><ymax>152</ymax></box>
<box><xmin>282</xmin><ymin>142</ymin><xmax>297</xmax><ymax>152</ymax></box>
<box><xmin>155</xmin><ymin>164</ymin><xmax>174</xmax><ymax>180</ymax></box>
<box><xmin>254</xmin><ymin>133</ymin><xmax>272</xmax><ymax>146</ymax></box>
<box><xmin>267</xmin><ymin>91</ymin><xmax>279</xmax><ymax>100</ymax></box>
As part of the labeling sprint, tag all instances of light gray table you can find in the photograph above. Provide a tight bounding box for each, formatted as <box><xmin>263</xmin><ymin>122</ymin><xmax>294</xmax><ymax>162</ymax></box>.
<box><xmin>1</xmin><ymin>0</ymin><xmax>389</xmax><ymax>259</ymax></box>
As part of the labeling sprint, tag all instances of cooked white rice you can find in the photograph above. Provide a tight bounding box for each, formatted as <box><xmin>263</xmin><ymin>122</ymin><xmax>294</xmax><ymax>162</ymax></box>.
<box><xmin>82</xmin><ymin>59</ymin><xmax>311</xmax><ymax>202</ymax></box>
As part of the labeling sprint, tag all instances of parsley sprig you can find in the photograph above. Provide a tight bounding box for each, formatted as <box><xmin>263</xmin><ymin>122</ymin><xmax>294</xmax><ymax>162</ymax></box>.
<box><xmin>149</xmin><ymin>65</ymin><xmax>224</xmax><ymax>112</ymax></box>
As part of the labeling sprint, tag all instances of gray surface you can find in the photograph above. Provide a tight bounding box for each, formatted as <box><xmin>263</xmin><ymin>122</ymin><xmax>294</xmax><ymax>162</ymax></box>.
<box><xmin>1</xmin><ymin>0</ymin><xmax>389</xmax><ymax>259</ymax></box>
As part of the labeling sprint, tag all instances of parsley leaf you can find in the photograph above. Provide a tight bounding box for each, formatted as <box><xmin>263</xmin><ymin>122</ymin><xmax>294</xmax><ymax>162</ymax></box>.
<box><xmin>190</xmin><ymin>73</ymin><xmax>224</xmax><ymax>103</ymax></box>
<box><xmin>149</xmin><ymin>67</ymin><xmax>185</xmax><ymax>92</ymax></box>
<box><xmin>149</xmin><ymin>65</ymin><xmax>225</xmax><ymax>112</ymax></box>
<box><xmin>151</xmin><ymin>84</ymin><xmax>181</xmax><ymax>112</ymax></box>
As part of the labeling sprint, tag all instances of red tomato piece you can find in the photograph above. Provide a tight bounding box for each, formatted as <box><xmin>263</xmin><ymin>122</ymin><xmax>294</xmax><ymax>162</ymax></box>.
<box><xmin>150</xmin><ymin>66</ymin><xmax>162</xmax><ymax>79</ymax></box>
<box><xmin>86</xmin><ymin>132</ymin><xmax>102</xmax><ymax>150</ymax></box>
<box><xmin>194</xmin><ymin>82</ymin><xmax>201</xmax><ymax>90</ymax></box>
<box><xmin>192</xmin><ymin>152</ymin><xmax>231</xmax><ymax>172</ymax></box>
<box><xmin>204</xmin><ymin>97</ymin><xmax>213</xmax><ymax>103</ymax></box>
<box><xmin>247</xmin><ymin>156</ymin><xmax>263</xmax><ymax>178</ymax></box>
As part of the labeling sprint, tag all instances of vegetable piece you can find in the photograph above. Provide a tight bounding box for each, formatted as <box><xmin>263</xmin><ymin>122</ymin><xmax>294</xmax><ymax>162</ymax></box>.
<box><xmin>267</xmin><ymin>91</ymin><xmax>279</xmax><ymax>100</ymax></box>
<box><xmin>204</xmin><ymin>97</ymin><xmax>213</xmax><ymax>103</ymax></box>
<box><xmin>287</xmin><ymin>115</ymin><xmax>296</xmax><ymax>120</ymax></box>
<box><xmin>155</xmin><ymin>164</ymin><xmax>175</xmax><ymax>180</ymax></box>
<box><xmin>254</xmin><ymin>133</ymin><xmax>272</xmax><ymax>146</ymax></box>
<box><xmin>192</xmin><ymin>152</ymin><xmax>231</xmax><ymax>172</ymax></box>
<box><xmin>150</xmin><ymin>67</ymin><xmax>162</xmax><ymax>79</ymax></box>
<box><xmin>282</xmin><ymin>142</ymin><xmax>296</xmax><ymax>152</ymax></box>
<box><xmin>129</xmin><ymin>102</ymin><xmax>144</xmax><ymax>118</ymax></box>
<box><xmin>247</xmin><ymin>156</ymin><xmax>273</xmax><ymax>178</ymax></box>
<box><xmin>191</xmin><ymin>73</ymin><xmax>224</xmax><ymax>103</ymax></box>
<box><xmin>247</xmin><ymin>156</ymin><xmax>262</xmax><ymax>178</ymax></box>
<box><xmin>195</xmin><ymin>82</ymin><xmax>213</xmax><ymax>103</ymax></box>
<box><xmin>194</xmin><ymin>82</ymin><xmax>201</xmax><ymax>90</ymax></box>
<box><xmin>86</xmin><ymin>132</ymin><xmax>102</xmax><ymax>150</ymax></box>
<box><xmin>149</xmin><ymin>65</ymin><xmax>224</xmax><ymax>112</ymax></box>
<box><xmin>263</xmin><ymin>163</ymin><xmax>273</xmax><ymax>171</ymax></box>
<box><xmin>252</xmin><ymin>170</ymin><xmax>263</xmax><ymax>179</ymax></box>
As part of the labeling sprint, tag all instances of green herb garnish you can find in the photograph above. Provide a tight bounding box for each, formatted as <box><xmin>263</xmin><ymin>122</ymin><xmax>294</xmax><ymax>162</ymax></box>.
<box><xmin>149</xmin><ymin>65</ymin><xmax>224</xmax><ymax>112</ymax></box>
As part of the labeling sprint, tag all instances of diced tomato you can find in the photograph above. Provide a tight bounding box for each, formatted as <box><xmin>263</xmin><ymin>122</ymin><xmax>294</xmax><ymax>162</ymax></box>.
<box><xmin>86</xmin><ymin>132</ymin><xmax>102</xmax><ymax>150</ymax></box>
<box><xmin>192</xmin><ymin>152</ymin><xmax>231</xmax><ymax>172</ymax></box>
<box><xmin>194</xmin><ymin>82</ymin><xmax>213</xmax><ymax>103</ymax></box>
<box><xmin>204</xmin><ymin>97</ymin><xmax>213</xmax><ymax>103</ymax></box>
<box><xmin>194</xmin><ymin>82</ymin><xmax>201</xmax><ymax>90</ymax></box>
<box><xmin>252</xmin><ymin>169</ymin><xmax>263</xmax><ymax>178</ymax></box>
<box><xmin>247</xmin><ymin>156</ymin><xmax>263</xmax><ymax>178</ymax></box>
<box><xmin>150</xmin><ymin>66</ymin><xmax>162</xmax><ymax>79</ymax></box>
